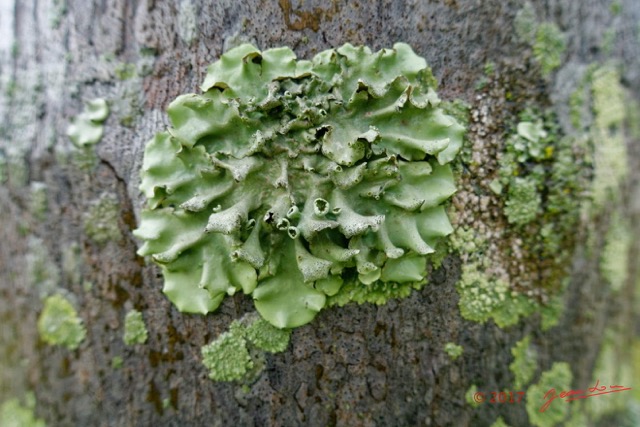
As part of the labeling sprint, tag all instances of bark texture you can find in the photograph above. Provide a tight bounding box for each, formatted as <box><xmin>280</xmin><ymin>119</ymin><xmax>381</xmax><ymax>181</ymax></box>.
<box><xmin>1</xmin><ymin>1</ymin><xmax>639</xmax><ymax>426</ymax></box>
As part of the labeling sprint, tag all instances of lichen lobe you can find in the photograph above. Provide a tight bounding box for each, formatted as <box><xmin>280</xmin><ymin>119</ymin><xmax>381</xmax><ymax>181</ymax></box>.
<box><xmin>134</xmin><ymin>43</ymin><xmax>464</xmax><ymax>328</ymax></box>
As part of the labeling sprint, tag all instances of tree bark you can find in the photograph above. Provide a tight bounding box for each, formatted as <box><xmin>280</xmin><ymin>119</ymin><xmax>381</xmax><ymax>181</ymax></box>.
<box><xmin>1</xmin><ymin>1</ymin><xmax>639</xmax><ymax>426</ymax></box>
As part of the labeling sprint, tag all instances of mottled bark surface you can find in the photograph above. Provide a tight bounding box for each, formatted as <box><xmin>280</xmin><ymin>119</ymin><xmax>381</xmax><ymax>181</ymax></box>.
<box><xmin>1</xmin><ymin>0</ymin><xmax>639</xmax><ymax>426</ymax></box>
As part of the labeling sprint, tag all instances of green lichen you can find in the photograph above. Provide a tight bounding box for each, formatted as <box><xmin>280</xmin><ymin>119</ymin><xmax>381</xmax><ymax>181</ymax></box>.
<box><xmin>26</xmin><ymin>237</ymin><xmax>60</xmax><ymax>295</ymax></box>
<box><xmin>504</xmin><ymin>177</ymin><xmax>540</xmax><ymax>225</ymax></box>
<box><xmin>610</xmin><ymin>0</ymin><xmax>622</xmax><ymax>16</ymax></box>
<box><xmin>178</xmin><ymin>0</ymin><xmax>197</xmax><ymax>45</ymax></box>
<box><xmin>134</xmin><ymin>43</ymin><xmax>464</xmax><ymax>329</ymax></box>
<box><xmin>600</xmin><ymin>212</ymin><xmax>630</xmax><ymax>291</ymax></box>
<box><xmin>201</xmin><ymin>313</ymin><xmax>291</xmax><ymax>382</ymax></box>
<box><xmin>456</xmin><ymin>261</ymin><xmax>537</xmax><ymax>328</ymax></box>
<box><xmin>514</xmin><ymin>2</ymin><xmax>537</xmax><ymax>43</ymax></box>
<box><xmin>526</xmin><ymin>362</ymin><xmax>572</xmax><ymax>427</ymax></box>
<box><xmin>111</xmin><ymin>356</ymin><xmax>123</xmax><ymax>369</ymax></box>
<box><xmin>37</xmin><ymin>294</ymin><xmax>86</xmax><ymax>350</ymax></box>
<box><xmin>443</xmin><ymin>342</ymin><xmax>463</xmax><ymax>360</ymax></box>
<box><xmin>509</xmin><ymin>335</ymin><xmax>536</xmax><ymax>389</ymax></box>
<box><xmin>201</xmin><ymin>324</ymin><xmax>254</xmax><ymax>382</ymax></box>
<box><xmin>490</xmin><ymin>417</ymin><xmax>511</xmax><ymax>427</ymax></box>
<box><xmin>29</xmin><ymin>182</ymin><xmax>48</xmax><ymax>221</ymax></box>
<box><xmin>61</xmin><ymin>242</ymin><xmax>82</xmax><ymax>286</ymax></box>
<box><xmin>457</xmin><ymin>263</ymin><xmax>509</xmax><ymax>323</ymax></box>
<box><xmin>83</xmin><ymin>193</ymin><xmax>122</xmax><ymax>244</ymax></box>
<box><xmin>601</xmin><ymin>28</ymin><xmax>617</xmax><ymax>56</ymax></box>
<box><xmin>590</xmin><ymin>66</ymin><xmax>628</xmax><ymax>207</ymax></box>
<box><xmin>123</xmin><ymin>309</ymin><xmax>148</xmax><ymax>345</ymax></box>
<box><xmin>244</xmin><ymin>317</ymin><xmax>291</xmax><ymax>353</ymax></box>
<box><xmin>0</xmin><ymin>393</ymin><xmax>46</xmax><ymax>427</ymax></box>
<box><xmin>533</xmin><ymin>23</ymin><xmax>566</xmax><ymax>77</ymax></box>
<box><xmin>66</xmin><ymin>98</ymin><xmax>109</xmax><ymax>147</ymax></box>
<box><xmin>586</xmin><ymin>329</ymin><xmax>636</xmax><ymax>421</ymax></box>
<box><xmin>465</xmin><ymin>384</ymin><xmax>481</xmax><ymax>408</ymax></box>
<box><xmin>114</xmin><ymin>63</ymin><xmax>137</xmax><ymax>80</ymax></box>
<box><xmin>50</xmin><ymin>0</ymin><xmax>67</xmax><ymax>28</ymax></box>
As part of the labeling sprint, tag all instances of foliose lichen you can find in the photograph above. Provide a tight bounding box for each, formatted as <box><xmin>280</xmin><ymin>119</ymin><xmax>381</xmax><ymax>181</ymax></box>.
<box><xmin>66</xmin><ymin>98</ymin><xmax>109</xmax><ymax>147</ymax></box>
<box><xmin>443</xmin><ymin>342</ymin><xmax>463</xmax><ymax>360</ymax></box>
<box><xmin>526</xmin><ymin>362</ymin><xmax>572</xmax><ymax>427</ymax></box>
<box><xmin>509</xmin><ymin>335</ymin><xmax>537</xmax><ymax>389</ymax></box>
<box><xmin>123</xmin><ymin>309</ymin><xmax>148</xmax><ymax>346</ymax></box>
<box><xmin>0</xmin><ymin>393</ymin><xmax>46</xmax><ymax>427</ymax></box>
<box><xmin>134</xmin><ymin>43</ymin><xmax>464</xmax><ymax>328</ymax></box>
<box><xmin>37</xmin><ymin>294</ymin><xmax>86</xmax><ymax>350</ymax></box>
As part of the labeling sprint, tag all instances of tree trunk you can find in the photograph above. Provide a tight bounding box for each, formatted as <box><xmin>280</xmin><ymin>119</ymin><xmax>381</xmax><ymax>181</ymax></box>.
<box><xmin>1</xmin><ymin>1</ymin><xmax>639</xmax><ymax>426</ymax></box>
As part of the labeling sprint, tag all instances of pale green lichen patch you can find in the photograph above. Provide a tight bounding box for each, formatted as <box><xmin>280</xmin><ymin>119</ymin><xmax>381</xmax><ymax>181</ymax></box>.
<box><xmin>533</xmin><ymin>23</ymin><xmax>566</xmax><ymax>77</ymax></box>
<box><xmin>586</xmin><ymin>329</ymin><xmax>636</xmax><ymax>421</ymax></box>
<box><xmin>452</xmin><ymin>104</ymin><xmax>586</xmax><ymax>329</ymax></box>
<box><xmin>29</xmin><ymin>182</ymin><xmax>48</xmax><ymax>221</ymax></box>
<box><xmin>83</xmin><ymin>193</ymin><xmax>122</xmax><ymax>244</ymax></box>
<box><xmin>590</xmin><ymin>66</ymin><xmax>628</xmax><ymax>207</ymax></box>
<box><xmin>123</xmin><ymin>309</ymin><xmax>148</xmax><ymax>345</ymax></box>
<box><xmin>490</xmin><ymin>417</ymin><xmax>511</xmax><ymax>427</ymax></box>
<box><xmin>514</xmin><ymin>4</ymin><xmax>566</xmax><ymax>77</ymax></box>
<box><xmin>111</xmin><ymin>356</ymin><xmax>123</xmax><ymax>369</ymax></box>
<box><xmin>509</xmin><ymin>335</ymin><xmax>536</xmax><ymax>389</ymax></box>
<box><xmin>135</xmin><ymin>43</ymin><xmax>464</xmax><ymax>329</ymax></box>
<box><xmin>66</xmin><ymin>98</ymin><xmax>109</xmax><ymax>147</ymax></box>
<box><xmin>504</xmin><ymin>177</ymin><xmax>540</xmax><ymax>225</ymax></box>
<box><xmin>201</xmin><ymin>324</ymin><xmax>254</xmax><ymax>382</ymax></box>
<box><xmin>455</xmin><ymin>260</ymin><xmax>537</xmax><ymax>328</ymax></box>
<box><xmin>244</xmin><ymin>317</ymin><xmax>291</xmax><ymax>353</ymax></box>
<box><xmin>526</xmin><ymin>362</ymin><xmax>572</xmax><ymax>427</ymax></box>
<box><xmin>443</xmin><ymin>342</ymin><xmax>463</xmax><ymax>360</ymax></box>
<box><xmin>0</xmin><ymin>393</ymin><xmax>46</xmax><ymax>427</ymax></box>
<box><xmin>178</xmin><ymin>0</ymin><xmax>197</xmax><ymax>45</ymax></box>
<box><xmin>201</xmin><ymin>313</ymin><xmax>291</xmax><ymax>382</ymax></box>
<box><xmin>37</xmin><ymin>294</ymin><xmax>86</xmax><ymax>350</ymax></box>
<box><xmin>600</xmin><ymin>212</ymin><xmax>631</xmax><ymax>291</ymax></box>
<box><xmin>465</xmin><ymin>384</ymin><xmax>481</xmax><ymax>408</ymax></box>
<box><xmin>514</xmin><ymin>2</ymin><xmax>537</xmax><ymax>43</ymax></box>
<box><xmin>26</xmin><ymin>237</ymin><xmax>60</xmax><ymax>295</ymax></box>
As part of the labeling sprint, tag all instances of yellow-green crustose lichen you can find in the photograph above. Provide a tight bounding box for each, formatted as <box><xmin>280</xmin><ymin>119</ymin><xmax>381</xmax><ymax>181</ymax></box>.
<box><xmin>123</xmin><ymin>309</ymin><xmax>148</xmax><ymax>346</ymax></box>
<box><xmin>600</xmin><ymin>211</ymin><xmax>631</xmax><ymax>291</ymax></box>
<box><xmin>443</xmin><ymin>342</ymin><xmax>463</xmax><ymax>360</ymax></box>
<box><xmin>0</xmin><ymin>393</ymin><xmax>46</xmax><ymax>427</ymax></box>
<box><xmin>453</xmin><ymin>108</ymin><xmax>588</xmax><ymax>328</ymax></box>
<box><xmin>514</xmin><ymin>4</ymin><xmax>566</xmax><ymax>77</ymax></box>
<box><xmin>590</xmin><ymin>66</ymin><xmax>628</xmax><ymax>208</ymax></box>
<box><xmin>509</xmin><ymin>335</ymin><xmax>536</xmax><ymax>389</ymax></box>
<box><xmin>201</xmin><ymin>313</ymin><xmax>291</xmax><ymax>382</ymax></box>
<box><xmin>134</xmin><ymin>43</ymin><xmax>464</xmax><ymax>329</ymax></box>
<box><xmin>37</xmin><ymin>294</ymin><xmax>86</xmax><ymax>350</ymax></box>
<box><xmin>526</xmin><ymin>362</ymin><xmax>573</xmax><ymax>427</ymax></box>
<box><xmin>83</xmin><ymin>193</ymin><xmax>122</xmax><ymax>244</ymax></box>
<box><xmin>489</xmin><ymin>417</ymin><xmax>511</xmax><ymax>427</ymax></box>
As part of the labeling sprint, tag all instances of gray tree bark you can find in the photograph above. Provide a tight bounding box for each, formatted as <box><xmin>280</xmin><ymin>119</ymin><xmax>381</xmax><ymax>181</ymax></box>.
<box><xmin>1</xmin><ymin>1</ymin><xmax>639</xmax><ymax>426</ymax></box>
